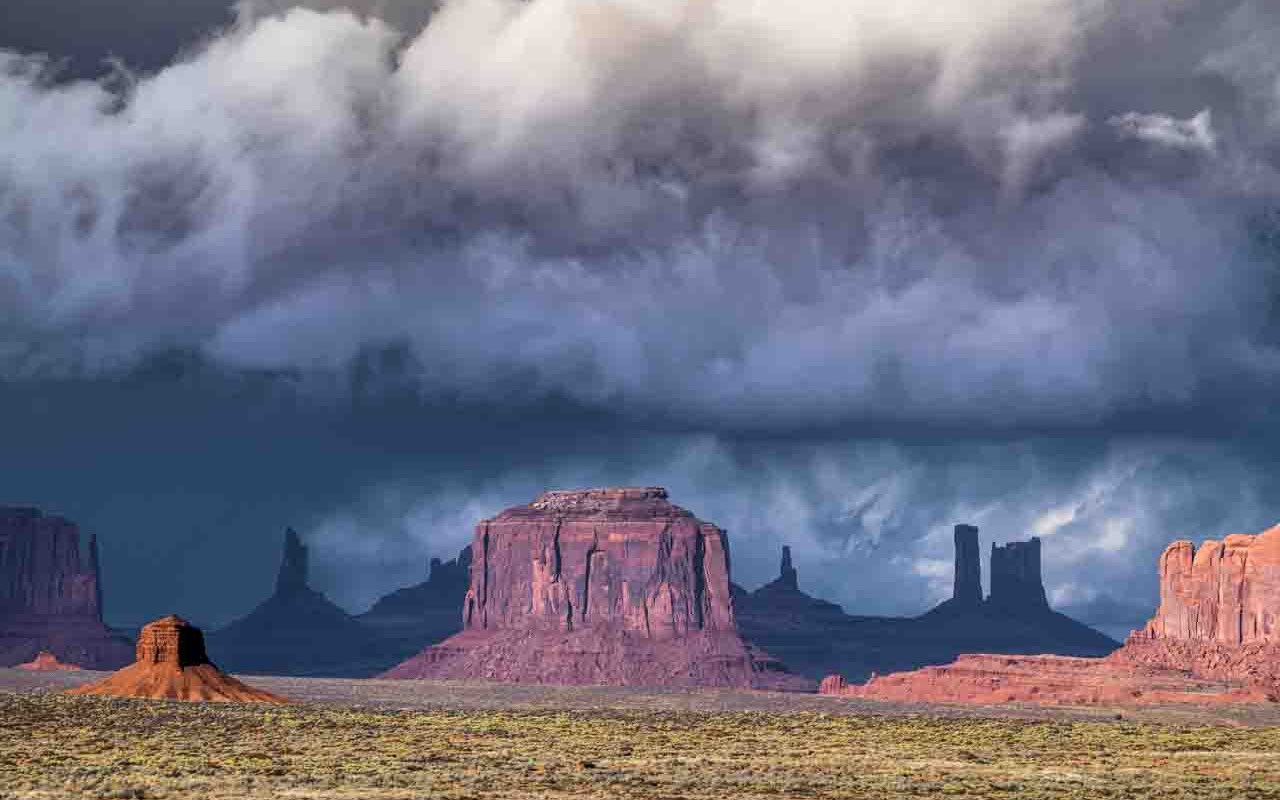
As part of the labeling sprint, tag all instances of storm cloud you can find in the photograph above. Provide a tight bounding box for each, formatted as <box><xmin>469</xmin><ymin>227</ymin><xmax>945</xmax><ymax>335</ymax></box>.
<box><xmin>1</xmin><ymin>0</ymin><xmax>1278</xmax><ymax>432</ymax></box>
<box><xmin>3</xmin><ymin>0</ymin><xmax>1280</xmax><ymax>628</ymax></box>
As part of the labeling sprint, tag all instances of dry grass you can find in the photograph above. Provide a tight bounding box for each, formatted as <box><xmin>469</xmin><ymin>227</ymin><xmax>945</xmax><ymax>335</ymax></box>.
<box><xmin>2</xmin><ymin>691</ymin><xmax>1280</xmax><ymax>799</ymax></box>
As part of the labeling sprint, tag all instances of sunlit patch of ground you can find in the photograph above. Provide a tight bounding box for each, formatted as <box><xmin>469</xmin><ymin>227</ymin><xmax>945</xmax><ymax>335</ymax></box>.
<box><xmin>2</xmin><ymin>670</ymin><xmax>1280</xmax><ymax>799</ymax></box>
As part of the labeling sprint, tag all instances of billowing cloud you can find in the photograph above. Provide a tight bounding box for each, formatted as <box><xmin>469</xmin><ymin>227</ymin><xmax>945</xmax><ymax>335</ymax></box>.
<box><xmin>1110</xmin><ymin>109</ymin><xmax>1216</xmax><ymax>151</ymax></box>
<box><xmin>0</xmin><ymin>0</ymin><xmax>1278</xmax><ymax>434</ymax></box>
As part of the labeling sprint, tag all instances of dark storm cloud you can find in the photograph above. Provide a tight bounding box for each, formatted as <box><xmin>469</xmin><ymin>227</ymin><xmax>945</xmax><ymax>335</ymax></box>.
<box><xmin>5</xmin><ymin>0</ymin><xmax>1280</xmax><ymax>630</ymax></box>
<box><xmin>1</xmin><ymin>0</ymin><xmax>1278</xmax><ymax>435</ymax></box>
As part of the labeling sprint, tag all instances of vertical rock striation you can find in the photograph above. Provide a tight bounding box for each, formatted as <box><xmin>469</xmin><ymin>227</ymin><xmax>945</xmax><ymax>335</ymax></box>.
<box><xmin>460</xmin><ymin>488</ymin><xmax>735</xmax><ymax>637</ymax></box>
<box><xmin>1139</xmin><ymin>529</ymin><xmax>1280</xmax><ymax>645</ymax></box>
<box><xmin>384</xmin><ymin>488</ymin><xmax>807</xmax><ymax>689</ymax></box>
<box><xmin>0</xmin><ymin>507</ymin><xmax>132</xmax><ymax>668</ymax></box>
<box><xmin>1116</xmin><ymin>524</ymin><xmax>1280</xmax><ymax>690</ymax></box>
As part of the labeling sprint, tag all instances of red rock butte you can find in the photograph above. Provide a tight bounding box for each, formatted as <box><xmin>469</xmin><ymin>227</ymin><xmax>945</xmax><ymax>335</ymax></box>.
<box><xmin>383</xmin><ymin>487</ymin><xmax>807</xmax><ymax>689</ymax></box>
<box><xmin>69</xmin><ymin>616</ymin><xmax>286</xmax><ymax>703</ymax></box>
<box><xmin>0</xmin><ymin>507</ymin><xmax>133</xmax><ymax>669</ymax></box>
<box><xmin>822</xmin><ymin>522</ymin><xmax>1280</xmax><ymax>705</ymax></box>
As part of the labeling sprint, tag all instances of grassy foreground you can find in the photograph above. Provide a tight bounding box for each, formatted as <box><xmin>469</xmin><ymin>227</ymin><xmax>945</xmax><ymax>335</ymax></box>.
<box><xmin>2</xmin><ymin>693</ymin><xmax>1279</xmax><ymax>799</ymax></box>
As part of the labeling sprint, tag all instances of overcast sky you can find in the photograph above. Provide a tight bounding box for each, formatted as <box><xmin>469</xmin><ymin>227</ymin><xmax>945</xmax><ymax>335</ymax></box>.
<box><xmin>3</xmin><ymin>0</ymin><xmax>1279</xmax><ymax>637</ymax></box>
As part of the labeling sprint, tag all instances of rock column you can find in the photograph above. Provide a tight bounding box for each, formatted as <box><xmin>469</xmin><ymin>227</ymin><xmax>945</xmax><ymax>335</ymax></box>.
<box><xmin>952</xmin><ymin>524</ymin><xmax>982</xmax><ymax>606</ymax></box>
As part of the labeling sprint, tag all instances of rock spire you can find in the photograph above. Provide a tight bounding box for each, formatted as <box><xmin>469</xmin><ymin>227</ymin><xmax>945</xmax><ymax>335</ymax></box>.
<box><xmin>952</xmin><ymin>524</ymin><xmax>982</xmax><ymax>606</ymax></box>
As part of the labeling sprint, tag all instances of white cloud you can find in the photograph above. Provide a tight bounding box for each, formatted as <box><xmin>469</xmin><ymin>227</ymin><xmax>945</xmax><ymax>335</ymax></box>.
<box><xmin>1109</xmin><ymin>109</ymin><xmax>1216</xmax><ymax>152</ymax></box>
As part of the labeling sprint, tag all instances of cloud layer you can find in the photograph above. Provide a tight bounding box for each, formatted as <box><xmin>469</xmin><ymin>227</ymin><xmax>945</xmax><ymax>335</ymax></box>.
<box><xmin>2</xmin><ymin>0</ymin><xmax>1279</xmax><ymax>433</ymax></box>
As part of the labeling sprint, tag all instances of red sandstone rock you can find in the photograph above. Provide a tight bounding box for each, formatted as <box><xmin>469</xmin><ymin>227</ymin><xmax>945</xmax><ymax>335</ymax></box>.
<box><xmin>822</xmin><ymin>653</ymin><xmax>1268</xmax><ymax>706</ymax></box>
<box><xmin>0</xmin><ymin>507</ymin><xmax>133</xmax><ymax>669</ymax></box>
<box><xmin>16</xmin><ymin>650</ymin><xmax>81</xmax><ymax>672</ymax></box>
<box><xmin>1143</xmin><ymin>526</ymin><xmax>1280</xmax><ymax>645</ymax></box>
<box><xmin>383</xmin><ymin>488</ymin><xmax>809</xmax><ymax>689</ymax></box>
<box><xmin>818</xmin><ymin>674</ymin><xmax>848</xmax><ymax>694</ymax></box>
<box><xmin>69</xmin><ymin>616</ymin><xmax>286</xmax><ymax>703</ymax></box>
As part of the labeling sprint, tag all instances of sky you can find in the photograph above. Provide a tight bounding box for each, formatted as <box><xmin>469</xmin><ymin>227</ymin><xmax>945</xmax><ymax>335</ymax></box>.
<box><xmin>3</xmin><ymin>0</ymin><xmax>1280</xmax><ymax>639</ymax></box>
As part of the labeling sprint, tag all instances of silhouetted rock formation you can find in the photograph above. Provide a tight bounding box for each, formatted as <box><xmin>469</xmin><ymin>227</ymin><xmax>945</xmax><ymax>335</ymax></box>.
<box><xmin>735</xmin><ymin>529</ymin><xmax>1117</xmax><ymax>682</ymax></box>
<box><xmin>0</xmin><ymin>507</ymin><xmax>133</xmax><ymax>669</ymax></box>
<box><xmin>208</xmin><ymin>528</ymin><xmax>390</xmax><ymax>677</ymax></box>
<box><xmin>357</xmin><ymin>545</ymin><xmax>472</xmax><ymax>663</ymax></box>
<box><xmin>778</xmin><ymin>546</ymin><xmax>798</xmax><ymax>591</ymax></box>
<box><xmin>383</xmin><ymin>488</ymin><xmax>807</xmax><ymax>689</ymax></box>
<box><xmin>276</xmin><ymin>527</ymin><xmax>308</xmax><ymax>595</ymax></box>
<box><xmin>70</xmin><ymin>615</ymin><xmax>285</xmax><ymax>703</ymax></box>
<box><xmin>988</xmin><ymin>537</ymin><xmax>1048</xmax><ymax>610</ymax></box>
<box><xmin>952</xmin><ymin>524</ymin><xmax>982</xmax><ymax>606</ymax></box>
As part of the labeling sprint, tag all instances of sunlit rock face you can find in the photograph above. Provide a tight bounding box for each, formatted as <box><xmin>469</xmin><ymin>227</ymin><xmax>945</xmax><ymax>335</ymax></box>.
<box><xmin>384</xmin><ymin>488</ymin><xmax>807</xmax><ymax>690</ymax></box>
<box><xmin>1141</xmin><ymin>527</ymin><xmax>1280</xmax><ymax>645</ymax></box>
<box><xmin>463</xmin><ymin>487</ymin><xmax>735</xmax><ymax>638</ymax></box>
<box><xmin>69</xmin><ymin>615</ymin><xmax>286</xmax><ymax>703</ymax></box>
<box><xmin>1113</xmin><ymin>525</ymin><xmax>1280</xmax><ymax>691</ymax></box>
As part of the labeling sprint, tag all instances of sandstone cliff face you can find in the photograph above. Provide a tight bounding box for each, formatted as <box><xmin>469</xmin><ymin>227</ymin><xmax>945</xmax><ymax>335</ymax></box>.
<box><xmin>1140</xmin><ymin>527</ymin><xmax>1280</xmax><ymax>645</ymax></box>
<box><xmin>1107</xmin><ymin>524</ymin><xmax>1280</xmax><ymax>691</ymax></box>
<box><xmin>463</xmin><ymin>487</ymin><xmax>735</xmax><ymax>638</ymax></box>
<box><xmin>385</xmin><ymin>488</ymin><xmax>807</xmax><ymax>689</ymax></box>
<box><xmin>0</xmin><ymin>507</ymin><xmax>132</xmax><ymax>669</ymax></box>
<box><xmin>70</xmin><ymin>616</ymin><xmax>286</xmax><ymax>703</ymax></box>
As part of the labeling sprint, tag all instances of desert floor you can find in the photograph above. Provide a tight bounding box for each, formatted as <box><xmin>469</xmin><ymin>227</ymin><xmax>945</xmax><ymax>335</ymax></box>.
<box><xmin>3</xmin><ymin>669</ymin><xmax>1280</xmax><ymax>799</ymax></box>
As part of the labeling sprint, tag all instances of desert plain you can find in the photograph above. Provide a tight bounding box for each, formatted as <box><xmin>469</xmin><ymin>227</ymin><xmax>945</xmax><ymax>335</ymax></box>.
<box><xmin>4</xmin><ymin>668</ymin><xmax>1280</xmax><ymax>800</ymax></box>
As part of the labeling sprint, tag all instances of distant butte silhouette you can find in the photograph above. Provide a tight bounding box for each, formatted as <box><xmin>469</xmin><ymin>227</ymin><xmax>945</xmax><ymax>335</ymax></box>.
<box><xmin>69</xmin><ymin>615</ymin><xmax>286</xmax><ymax>703</ymax></box>
<box><xmin>207</xmin><ymin>528</ymin><xmax>393</xmax><ymax>677</ymax></box>
<box><xmin>733</xmin><ymin>524</ymin><xmax>1117</xmax><ymax>682</ymax></box>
